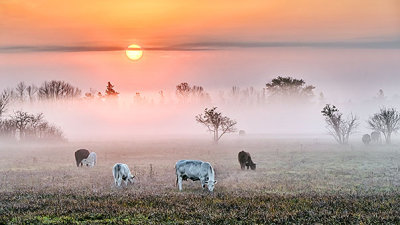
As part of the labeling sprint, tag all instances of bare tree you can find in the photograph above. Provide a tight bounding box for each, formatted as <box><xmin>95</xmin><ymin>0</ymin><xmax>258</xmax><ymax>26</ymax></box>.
<box><xmin>0</xmin><ymin>119</ymin><xmax>16</xmax><ymax>139</ymax></box>
<box><xmin>38</xmin><ymin>80</ymin><xmax>81</xmax><ymax>100</ymax></box>
<box><xmin>321</xmin><ymin>104</ymin><xmax>358</xmax><ymax>145</ymax></box>
<box><xmin>1</xmin><ymin>111</ymin><xmax>64</xmax><ymax>141</ymax></box>
<box><xmin>176</xmin><ymin>82</ymin><xmax>210</xmax><ymax>103</ymax></box>
<box><xmin>196</xmin><ymin>107</ymin><xmax>237</xmax><ymax>143</ymax></box>
<box><xmin>25</xmin><ymin>113</ymin><xmax>44</xmax><ymax>139</ymax></box>
<box><xmin>0</xmin><ymin>90</ymin><xmax>10</xmax><ymax>118</ymax></box>
<box><xmin>15</xmin><ymin>82</ymin><xmax>27</xmax><ymax>102</ymax></box>
<box><xmin>26</xmin><ymin>85</ymin><xmax>38</xmax><ymax>102</ymax></box>
<box><xmin>368</xmin><ymin>107</ymin><xmax>400</xmax><ymax>144</ymax></box>
<box><xmin>11</xmin><ymin>111</ymin><xmax>34</xmax><ymax>140</ymax></box>
<box><xmin>191</xmin><ymin>85</ymin><xmax>210</xmax><ymax>103</ymax></box>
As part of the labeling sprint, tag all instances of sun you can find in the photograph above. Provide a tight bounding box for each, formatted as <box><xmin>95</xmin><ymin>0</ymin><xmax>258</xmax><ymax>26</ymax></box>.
<box><xmin>126</xmin><ymin>44</ymin><xmax>143</xmax><ymax>61</ymax></box>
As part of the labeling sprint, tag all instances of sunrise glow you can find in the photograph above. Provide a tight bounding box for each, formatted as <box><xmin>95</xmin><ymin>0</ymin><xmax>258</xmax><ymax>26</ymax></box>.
<box><xmin>125</xmin><ymin>44</ymin><xmax>143</xmax><ymax>61</ymax></box>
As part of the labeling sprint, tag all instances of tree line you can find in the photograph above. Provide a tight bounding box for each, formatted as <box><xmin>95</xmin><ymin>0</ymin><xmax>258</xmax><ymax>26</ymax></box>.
<box><xmin>0</xmin><ymin>111</ymin><xmax>64</xmax><ymax>142</ymax></box>
<box><xmin>322</xmin><ymin>104</ymin><xmax>400</xmax><ymax>145</ymax></box>
<box><xmin>1</xmin><ymin>76</ymin><xmax>398</xmax><ymax>144</ymax></box>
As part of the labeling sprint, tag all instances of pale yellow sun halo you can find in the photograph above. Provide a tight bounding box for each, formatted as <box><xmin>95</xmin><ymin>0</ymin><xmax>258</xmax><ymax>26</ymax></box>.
<box><xmin>126</xmin><ymin>44</ymin><xmax>143</xmax><ymax>61</ymax></box>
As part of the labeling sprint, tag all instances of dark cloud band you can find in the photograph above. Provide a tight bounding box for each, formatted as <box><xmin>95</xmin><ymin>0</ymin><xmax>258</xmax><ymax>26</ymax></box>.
<box><xmin>1</xmin><ymin>39</ymin><xmax>399</xmax><ymax>53</ymax></box>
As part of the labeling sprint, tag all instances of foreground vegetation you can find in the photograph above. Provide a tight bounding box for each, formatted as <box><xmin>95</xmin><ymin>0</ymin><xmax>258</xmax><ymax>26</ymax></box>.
<box><xmin>2</xmin><ymin>190</ymin><xmax>400</xmax><ymax>224</ymax></box>
<box><xmin>1</xmin><ymin>138</ymin><xmax>400</xmax><ymax>223</ymax></box>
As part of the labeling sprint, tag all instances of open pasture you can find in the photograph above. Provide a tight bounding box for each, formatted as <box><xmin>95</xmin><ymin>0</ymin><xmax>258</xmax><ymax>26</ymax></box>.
<box><xmin>1</xmin><ymin>137</ymin><xmax>400</xmax><ymax>223</ymax></box>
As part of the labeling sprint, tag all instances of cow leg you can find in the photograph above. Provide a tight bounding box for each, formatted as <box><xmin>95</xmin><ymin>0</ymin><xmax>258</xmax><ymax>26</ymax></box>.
<box><xmin>178</xmin><ymin>176</ymin><xmax>183</xmax><ymax>191</ymax></box>
<box><xmin>240</xmin><ymin>163</ymin><xmax>245</xmax><ymax>170</ymax></box>
<box><xmin>117</xmin><ymin>178</ymin><xmax>122</xmax><ymax>187</ymax></box>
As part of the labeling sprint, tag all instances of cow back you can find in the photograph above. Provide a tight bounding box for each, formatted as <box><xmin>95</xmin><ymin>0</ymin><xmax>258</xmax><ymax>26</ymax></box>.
<box><xmin>75</xmin><ymin>149</ymin><xmax>90</xmax><ymax>167</ymax></box>
<box><xmin>238</xmin><ymin>151</ymin><xmax>250</xmax><ymax>164</ymax></box>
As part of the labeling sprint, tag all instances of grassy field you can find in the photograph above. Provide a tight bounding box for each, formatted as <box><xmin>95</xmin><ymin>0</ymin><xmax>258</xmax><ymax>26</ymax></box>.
<box><xmin>1</xmin><ymin>137</ymin><xmax>400</xmax><ymax>224</ymax></box>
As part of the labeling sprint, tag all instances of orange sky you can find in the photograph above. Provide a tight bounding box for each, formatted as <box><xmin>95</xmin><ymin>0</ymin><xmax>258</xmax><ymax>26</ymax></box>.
<box><xmin>1</xmin><ymin>0</ymin><xmax>399</xmax><ymax>47</ymax></box>
<box><xmin>0</xmin><ymin>0</ymin><xmax>399</xmax><ymax>100</ymax></box>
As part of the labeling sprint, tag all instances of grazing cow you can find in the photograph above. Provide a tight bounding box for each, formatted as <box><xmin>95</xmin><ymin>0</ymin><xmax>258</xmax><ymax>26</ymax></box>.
<box><xmin>82</xmin><ymin>152</ymin><xmax>97</xmax><ymax>167</ymax></box>
<box><xmin>175</xmin><ymin>160</ymin><xmax>217</xmax><ymax>192</ymax></box>
<box><xmin>112</xmin><ymin>163</ymin><xmax>135</xmax><ymax>187</ymax></box>
<box><xmin>371</xmin><ymin>131</ymin><xmax>382</xmax><ymax>144</ymax></box>
<box><xmin>362</xmin><ymin>134</ymin><xmax>371</xmax><ymax>145</ymax></box>
<box><xmin>75</xmin><ymin>149</ymin><xmax>90</xmax><ymax>167</ymax></box>
<box><xmin>238</xmin><ymin>151</ymin><xmax>256</xmax><ymax>170</ymax></box>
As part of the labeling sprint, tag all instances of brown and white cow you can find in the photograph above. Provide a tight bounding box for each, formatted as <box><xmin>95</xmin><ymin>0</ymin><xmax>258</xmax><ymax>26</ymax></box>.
<box><xmin>75</xmin><ymin>149</ymin><xmax>90</xmax><ymax>167</ymax></box>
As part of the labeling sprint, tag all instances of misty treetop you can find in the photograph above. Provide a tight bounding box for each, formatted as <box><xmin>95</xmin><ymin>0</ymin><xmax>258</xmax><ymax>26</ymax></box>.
<box><xmin>38</xmin><ymin>80</ymin><xmax>81</xmax><ymax>100</ymax></box>
<box><xmin>176</xmin><ymin>82</ymin><xmax>211</xmax><ymax>104</ymax></box>
<box><xmin>265</xmin><ymin>76</ymin><xmax>315</xmax><ymax>101</ymax></box>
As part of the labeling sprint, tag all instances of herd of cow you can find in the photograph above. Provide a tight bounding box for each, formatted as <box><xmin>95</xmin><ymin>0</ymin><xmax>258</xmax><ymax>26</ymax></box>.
<box><xmin>74</xmin><ymin>149</ymin><xmax>256</xmax><ymax>192</ymax></box>
<box><xmin>362</xmin><ymin>131</ymin><xmax>382</xmax><ymax>145</ymax></box>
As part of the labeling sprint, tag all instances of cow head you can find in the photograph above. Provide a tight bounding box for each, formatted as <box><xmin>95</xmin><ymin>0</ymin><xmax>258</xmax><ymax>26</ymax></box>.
<box><xmin>250</xmin><ymin>163</ymin><xmax>256</xmax><ymax>170</ymax></box>
<box><xmin>128</xmin><ymin>174</ymin><xmax>135</xmax><ymax>184</ymax></box>
<box><xmin>81</xmin><ymin>159</ymin><xmax>89</xmax><ymax>167</ymax></box>
<box><xmin>205</xmin><ymin>180</ymin><xmax>217</xmax><ymax>192</ymax></box>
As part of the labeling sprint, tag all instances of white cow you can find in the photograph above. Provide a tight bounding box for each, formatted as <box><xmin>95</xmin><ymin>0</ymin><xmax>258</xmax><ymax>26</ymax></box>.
<box><xmin>112</xmin><ymin>163</ymin><xmax>135</xmax><ymax>187</ymax></box>
<box><xmin>82</xmin><ymin>152</ymin><xmax>97</xmax><ymax>167</ymax></box>
<box><xmin>175</xmin><ymin>160</ymin><xmax>217</xmax><ymax>192</ymax></box>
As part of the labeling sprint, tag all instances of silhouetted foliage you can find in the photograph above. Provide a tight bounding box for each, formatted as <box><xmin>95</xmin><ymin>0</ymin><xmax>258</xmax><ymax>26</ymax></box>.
<box><xmin>321</xmin><ymin>104</ymin><xmax>358</xmax><ymax>145</ymax></box>
<box><xmin>196</xmin><ymin>107</ymin><xmax>237</xmax><ymax>143</ymax></box>
<box><xmin>38</xmin><ymin>80</ymin><xmax>81</xmax><ymax>100</ymax></box>
<box><xmin>368</xmin><ymin>107</ymin><xmax>400</xmax><ymax>144</ymax></box>
<box><xmin>105</xmin><ymin>82</ymin><xmax>119</xmax><ymax>97</ymax></box>
<box><xmin>266</xmin><ymin>76</ymin><xmax>315</xmax><ymax>101</ymax></box>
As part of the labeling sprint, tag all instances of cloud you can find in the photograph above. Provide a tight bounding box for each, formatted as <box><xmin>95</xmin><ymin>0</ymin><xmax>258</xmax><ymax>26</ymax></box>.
<box><xmin>1</xmin><ymin>39</ymin><xmax>399</xmax><ymax>53</ymax></box>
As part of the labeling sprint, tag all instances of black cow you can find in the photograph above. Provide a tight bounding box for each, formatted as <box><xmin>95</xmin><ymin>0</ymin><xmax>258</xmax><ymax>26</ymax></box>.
<box><xmin>238</xmin><ymin>151</ymin><xmax>256</xmax><ymax>170</ymax></box>
<box><xmin>75</xmin><ymin>149</ymin><xmax>90</xmax><ymax>167</ymax></box>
